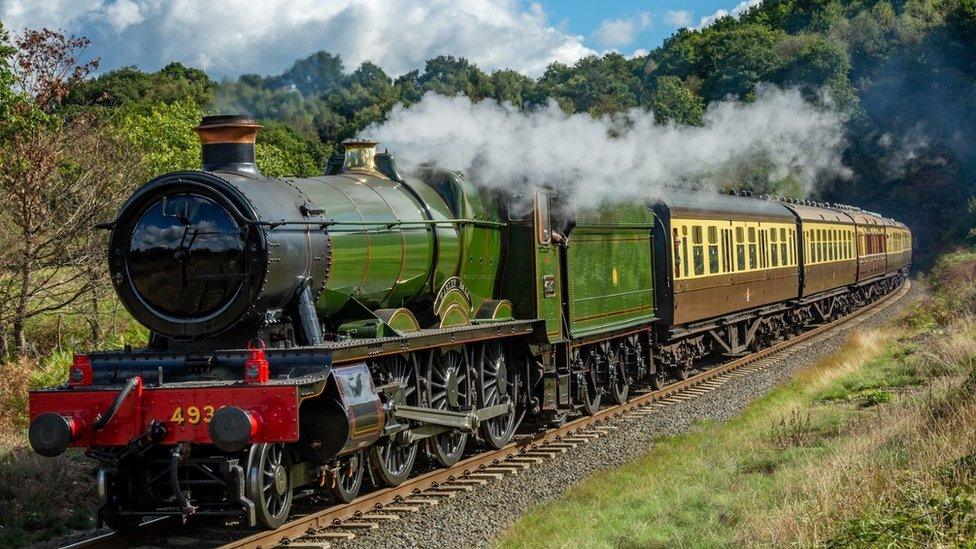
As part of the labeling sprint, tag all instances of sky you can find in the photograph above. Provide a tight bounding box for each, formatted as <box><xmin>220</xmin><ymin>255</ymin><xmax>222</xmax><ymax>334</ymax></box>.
<box><xmin>0</xmin><ymin>0</ymin><xmax>762</xmax><ymax>80</ymax></box>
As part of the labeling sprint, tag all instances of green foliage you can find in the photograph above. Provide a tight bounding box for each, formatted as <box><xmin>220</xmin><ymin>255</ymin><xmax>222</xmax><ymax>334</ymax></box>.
<box><xmin>647</xmin><ymin>75</ymin><xmax>705</xmax><ymax>125</ymax></box>
<box><xmin>531</xmin><ymin>53</ymin><xmax>644</xmax><ymax>115</ymax></box>
<box><xmin>71</xmin><ymin>62</ymin><xmax>213</xmax><ymax>107</ymax></box>
<box><xmin>859</xmin><ymin>388</ymin><xmax>894</xmax><ymax>407</ymax></box>
<box><xmin>114</xmin><ymin>99</ymin><xmax>202</xmax><ymax>175</ymax></box>
<box><xmin>829</xmin><ymin>484</ymin><xmax>976</xmax><ymax>546</ymax></box>
<box><xmin>256</xmin><ymin>124</ymin><xmax>332</xmax><ymax>177</ymax></box>
<box><xmin>0</xmin><ymin>22</ymin><xmax>17</xmax><ymax>123</ymax></box>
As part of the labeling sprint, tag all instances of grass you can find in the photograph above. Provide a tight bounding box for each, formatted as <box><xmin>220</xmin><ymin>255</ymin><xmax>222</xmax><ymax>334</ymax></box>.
<box><xmin>499</xmin><ymin>252</ymin><xmax>976</xmax><ymax>548</ymax></box>
<box><xmin>0</xmin><ymin>432</ymin><xmax>95</xmax><ymax>547</ymax></box>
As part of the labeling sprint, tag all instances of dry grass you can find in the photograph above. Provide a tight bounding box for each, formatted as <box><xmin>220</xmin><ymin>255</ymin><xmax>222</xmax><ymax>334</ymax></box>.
<box><xmin>748</xmin><ymin>306</ymin><xmax>976</xmax><ymax>546</ymax></box>
<box><xmin>0</xmin><ymin>355</ymin><xmax>97</xmax><ymax>546</ymax></box>
<box><xmin>0</xmin><ymin>431</ymin><xmax>95</xmax><ymax>547</ymax></box>
<box><xmin>0</xmin><ymin>357</ymin><xmax>34</xmax><ymax>430</ymax></box>
<box><xmin>751</xmin><ymin>379</ymin><xmax>976</xmax><ymax>545</ymax></box>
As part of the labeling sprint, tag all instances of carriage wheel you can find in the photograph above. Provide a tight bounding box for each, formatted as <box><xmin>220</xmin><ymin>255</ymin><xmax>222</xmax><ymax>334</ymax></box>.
<box><xmin>577</xmin><ymin>350</ymin><xmax>602</xmax><ymax>415</ymax></box>
<box><xmin>330</xmin><ymin>450</ymin><xmax>365</xmax><ymax>503</ymax></box>
<box><xmin>424</xmin><ymin>347</ymin><xmax>470</xmax><ymax>467</ymax></box>
<box><xmin>649</xmin><ymin>368</ymin><xmax>666</xmax><ymax>391</ymax></box>
<box><xmin>673</xmin><ymin>360</ymin><xmax>691</xmax><ymax>381</ymax></box>
<box><xmin>607</xmin><ymin>340</ymin><xmax>630</xmax><ymax>405</ymax></box>
<box><xmin>368</xmin><ymin>355</ymin><xmax>420</xmax><ymax>486</ymax></box>
<box><xmin>475</xmin><ymin>341</ymin><xmax>519</xmax><ymax>449</ymax></box>
<box><xmin>247</xmin><ymin>443</ymin><xmax>293</xmax><ymax>529</ymax></box>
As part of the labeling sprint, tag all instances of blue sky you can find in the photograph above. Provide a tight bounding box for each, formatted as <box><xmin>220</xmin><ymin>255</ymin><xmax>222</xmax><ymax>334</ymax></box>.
<box><xmin>0</xmin><ymin>0</ymin><xmax>754</xmax><ymax>78</ymax></box>
<box><xmin>541</xmin><ymin>0</ymin><xmax>740</xmax><ymax>48</ymax></box>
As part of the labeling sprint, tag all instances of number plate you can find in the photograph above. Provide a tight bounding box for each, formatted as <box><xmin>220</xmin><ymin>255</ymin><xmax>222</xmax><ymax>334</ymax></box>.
<box><xmin>170</xmin><ymin>404</ymin><xmax>221</xmax><ymax>425</ymax></box>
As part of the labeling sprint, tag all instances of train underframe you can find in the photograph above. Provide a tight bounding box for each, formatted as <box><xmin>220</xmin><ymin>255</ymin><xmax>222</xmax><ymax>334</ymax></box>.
<box><xmin>92</xmin><ymin>270</ymin><xmax>907</xmax><ymax>531</ymax></box>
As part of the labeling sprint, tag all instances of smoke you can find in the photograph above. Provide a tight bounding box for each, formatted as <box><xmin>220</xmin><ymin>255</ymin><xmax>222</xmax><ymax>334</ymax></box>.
<box><xmin>367</xmin><ymin>84</ymin><xmax>850</xmax><ymax>206</ymax></box>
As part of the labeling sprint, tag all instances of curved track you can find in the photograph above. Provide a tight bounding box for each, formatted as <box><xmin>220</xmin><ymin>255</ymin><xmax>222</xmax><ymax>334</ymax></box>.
<box><xmin>62</xmin><ymin>281</ymin><xmax>910</xmax><ymax>549</ymax></box>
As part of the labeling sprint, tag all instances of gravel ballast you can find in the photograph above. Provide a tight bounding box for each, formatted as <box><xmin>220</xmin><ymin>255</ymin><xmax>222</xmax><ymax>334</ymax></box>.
<box><xmin>342</xmin><ymin>284</ymin><xmax>920</xmax><ymax>549</ymax></box>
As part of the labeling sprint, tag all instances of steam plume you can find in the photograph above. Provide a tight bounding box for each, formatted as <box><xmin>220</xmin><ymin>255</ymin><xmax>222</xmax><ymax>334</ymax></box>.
<box><xmin>367</xmin><ymin>85</ymin><xmax>850</xmax><ymax>206</ymax></box>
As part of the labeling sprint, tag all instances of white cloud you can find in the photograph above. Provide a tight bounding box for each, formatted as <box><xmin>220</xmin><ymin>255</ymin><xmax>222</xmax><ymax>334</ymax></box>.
<box><xmin>102</xmin><ymin>0</ymin><xmax>143</xmax><ymax>32</ymax></box>
<box><xmin>0</xmin><ymin>0</ymin><xmax>596</xmax><ymax>78</ymax></box>
<box><xmin>664</xmin><ymin>10</ymin><xmax>692</xmax><ymax>28</ymax></box>
<box><xmin>592</xmin><ymin>11</ymin><xmax>651</xmax><ymax>48</ymax></box>
<box><xmin>699</xmin><ymin>0</ymin><xmax>763</xmax><ymax>28</ymax></box>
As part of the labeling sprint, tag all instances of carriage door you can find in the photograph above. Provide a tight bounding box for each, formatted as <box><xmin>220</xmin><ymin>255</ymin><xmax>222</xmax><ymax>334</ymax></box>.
<box><xmin>534</xmin><ymin>190</ymin><xmax>564</xmax><ymax>342</ymax></box>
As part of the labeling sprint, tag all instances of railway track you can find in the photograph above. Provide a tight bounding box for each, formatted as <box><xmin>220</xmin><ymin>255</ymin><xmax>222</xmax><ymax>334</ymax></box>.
<box><xmin>63</xmin><ymin>280</ymin><xmax>910</xmax><ymax>549</ymax></box>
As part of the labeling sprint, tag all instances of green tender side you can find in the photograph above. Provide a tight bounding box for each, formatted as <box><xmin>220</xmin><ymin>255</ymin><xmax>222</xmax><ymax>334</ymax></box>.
<box><xmin>566</xmin><ymin>203</ymin><xmax>656</xmax><ymax>338</ymax></box>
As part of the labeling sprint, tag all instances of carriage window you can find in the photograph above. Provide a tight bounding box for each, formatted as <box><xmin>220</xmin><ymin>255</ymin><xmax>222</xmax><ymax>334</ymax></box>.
<box><xmin>682</xmin><ymin>226</ymin><xmax>690</xmax><ymax>279</ymax></box>
<box><xmin>736</xmin><ymin>227</ymin><xmax>746</xmax><ymax>271</ymax></box>
<box><xmin>789</xmin><ymin>230</ymin><xmax>795</xmax><ymax>265</ymax></box>
<box><xmin>707</xmin><ymin>226</ymin><xmax>719</xmax><ymax>274</ymax></box>
<box><xmin>771</xmin><ymin>234</ymin><xmax>779</xmax><ymax>267</ymax></box>
<box><xmin>748</xmin><ymin>227</ymin><xmax>757</xmax><ymax>269</ymax></box>
<box><xmin>692</xmin><ymin>226</ymin><xmax>704</xmax><ymax>276</ymax></box>
<box><xmin>673</xmin><ymin>228</ymin><xmax>682</xmax><ymax>278</ymax></box>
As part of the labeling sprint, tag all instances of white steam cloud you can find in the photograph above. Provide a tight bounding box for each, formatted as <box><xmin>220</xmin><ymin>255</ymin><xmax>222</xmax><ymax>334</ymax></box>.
<box><xmin>368</xmin><ymin>85</ymin><xmax>850</xmax><ymax>206</ymax></box>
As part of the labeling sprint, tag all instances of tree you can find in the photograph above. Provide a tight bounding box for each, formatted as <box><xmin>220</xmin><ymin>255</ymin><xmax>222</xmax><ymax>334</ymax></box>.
<box><xmin>13</xmin><ymin>29</ymin><xmax>98</xmax><ymax>113</ymax></box>
<box><xmin>256</xmin><ymin>124</ymin><xmax>332</xmax><ymax>177</ymax></box>
<box><xmin>647</xmin><ymin>75</ymin><xmax>705</xmax><ymax>125</ymax></box>
<box><xmin>114</xmin><ymin>99</ymin><xmax>202</xmax><ymax>175</ymax></box>
<box><xmin>0</xmin><ymin>115</ymin><xmax>140</xmax><ymax>354</ymax></box>
<box><xmin>271</xmin><ymin>51</ymin><xmax>344</xmax><ymax>95</ymax></box>
<box><xmin>0</xmin><ymin>29</ymin><xmax>139</xmax><ymax>354</ymax></box>
<box><xmin>531</xmin><ymin>53</ymin><xmax>643</xmax><ymax>115</ymax></box>
<box><xmin>71</xmin><ymin>62</ymin><xmax>213</xmax><ymax>107</ymax></box>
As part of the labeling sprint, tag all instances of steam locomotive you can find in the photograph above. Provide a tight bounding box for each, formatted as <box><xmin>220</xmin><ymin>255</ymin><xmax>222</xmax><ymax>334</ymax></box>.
<box><xmin>27</xmin><ymin>115</ymin><xmax>910</xmax><ymax>530</ymax></box>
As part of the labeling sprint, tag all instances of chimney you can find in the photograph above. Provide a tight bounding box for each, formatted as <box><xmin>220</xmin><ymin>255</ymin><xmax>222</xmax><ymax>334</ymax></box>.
<box><xmin>194</xmin><ymin>114</ymin><xmax>262</xmax><ymax>175</ymax></box>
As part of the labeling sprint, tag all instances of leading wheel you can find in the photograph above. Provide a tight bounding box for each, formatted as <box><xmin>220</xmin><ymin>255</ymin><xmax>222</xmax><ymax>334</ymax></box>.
<box><xmin>424</xmin><ymin>347</ymin><xmax>470</xmax><ymax>467</ymax></box>
<box><xmin>369</xmin><ymin>355</ymin><xmax>420</xmax><ymax>487</ymax></box>
<box><xmin>246</xmin><ymin>443</ymin><xmax>293</xmax><ymax>529</ymax></box>
<box><xmin>97</xmin><ymin>466</ymin><xmax>142</xmax><ymax>532</ymax></box>
<box><xmin>476</xmin><ymin>341</ymin><xmax>519</xmax><ymax>449</ymax></box>
<box><xmin>330</xmin><ymin>450</ymin><xmax>364</xmax><ymax>503</ymax></box>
